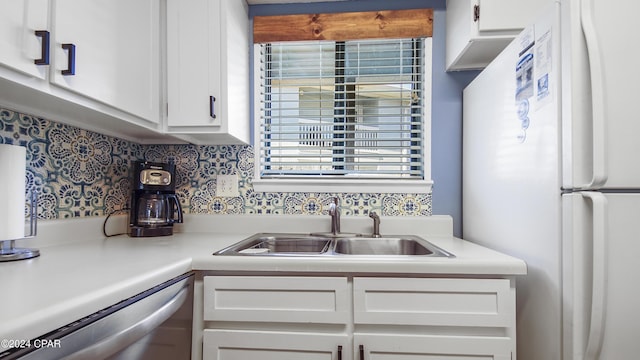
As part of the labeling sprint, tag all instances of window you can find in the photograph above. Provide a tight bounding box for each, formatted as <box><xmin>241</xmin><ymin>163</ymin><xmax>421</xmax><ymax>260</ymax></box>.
<box><xmin>252</xmin><ymin>11</ymin><xmax>433</xmax><ymax>193</ymax></box>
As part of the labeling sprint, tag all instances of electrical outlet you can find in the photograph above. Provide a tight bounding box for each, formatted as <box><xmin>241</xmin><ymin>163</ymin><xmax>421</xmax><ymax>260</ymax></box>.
<box><xmin>216</xmin><ymin>174</ymin><xmax>239</xmax><ymax>197</ymax></box>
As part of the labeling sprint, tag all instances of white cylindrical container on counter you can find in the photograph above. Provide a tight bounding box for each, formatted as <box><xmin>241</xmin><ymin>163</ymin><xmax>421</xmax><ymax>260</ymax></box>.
<box><xmin>0</xmin><ymin>144</ymin><xmax>26</xmax><ymax>241</ymax></box>
<box><xmin>0</xmin><ymin>143</ymin><xmax>39</xmax><ymax>261</ymax></box>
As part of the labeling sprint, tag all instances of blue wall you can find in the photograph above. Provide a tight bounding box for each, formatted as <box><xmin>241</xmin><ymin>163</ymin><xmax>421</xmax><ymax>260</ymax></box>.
<box><xmin>250</xmin><ymin>0</ymin><xmax>479</xmax><ymax>236</ymax></box>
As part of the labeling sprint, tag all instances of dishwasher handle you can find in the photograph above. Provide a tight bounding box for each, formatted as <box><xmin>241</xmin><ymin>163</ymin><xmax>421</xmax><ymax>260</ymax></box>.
<box><xmin>64</xmin><ymin>285</ymin><xmax>189</xmax><ymax>360</ymax></box>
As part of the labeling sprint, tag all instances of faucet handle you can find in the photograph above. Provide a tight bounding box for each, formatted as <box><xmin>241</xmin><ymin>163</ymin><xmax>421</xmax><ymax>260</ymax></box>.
<box><xmin>328</xmin><ymin>197</ymin><xmax>341</xmax><ymax>234</ymax></box>
<box><xmin>328</xmin><ymin>201</ymin><xmax>336</xmax><ymax>214</ymax></box>
<box><xmin>369</xmin><ymin>212</ymin><xmax>381</xmax><ymax>238</ymax></box>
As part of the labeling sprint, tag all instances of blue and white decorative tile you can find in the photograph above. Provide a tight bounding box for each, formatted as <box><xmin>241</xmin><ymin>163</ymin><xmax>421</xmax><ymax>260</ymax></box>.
<box><xmin>216</xmin><ymin>145</ymin><xmax>243</xmax><ymax>175</ymax></box>
<box><xmin>282</xmin><ymin>193</ymin><xmax>337</xmax><ymax>215</ymax></box>
<box><xmin>208</xmin><ymin>196</ymin><xmax>244</xmax><ymax>214</ymax></box>
<box><xmin>339</xmin><ymin>193</ymin><xmax>383</xmax><ymax>216</ymax></box>
<box><xmin>382</xmin><ymin>194</ymin><xmax>432</xmax><ymax>216</ymax></box>
<box><xmin>47</xmin><ymin>124</ymin><xmax>113</xmax><ymax>184</ymax></box>
<box><xmin>25</xmin><ymin>169</ymin><xmax>57</xmax><ymax>219</ymax></box>
<box><xmin>175</xmin><ymin>187</ymin><xmax>195</xmax><ymax>214</ymax></box>
<box><xmin>197</xmin><ymin>146</ymin><xmax>224</xmax><ymax>179</ymax></box>
<box><xmin>1</xmin><ymin>110</ymin><xmax>48</xmax><ymax>147</ymax></box>
<box><xmin>105</xmin><ymin>178</ymin><xmax>131</xmax><ymax>212</ymax></box>
<box><xmin>190</xmin><ymin>178</ymin><xmax>217</xmax><ymax>214</ymax></box>
<box><xmin>235</xmin><ymin>146</ymin><xmax>254</xmax><ymax>178</ymax></box>
<box><xmin>244</xmin><ymin>190</ymin><xmax>284</xmax><ymax>214</ymax></box>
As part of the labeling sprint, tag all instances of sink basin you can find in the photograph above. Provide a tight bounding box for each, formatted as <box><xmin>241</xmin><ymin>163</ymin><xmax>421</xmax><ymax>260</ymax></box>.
<box><xmin>215</xmin><ymin>234</ymin><xmax>332</xmax><ymax>256</ymax></box>
<box><xmin>214</xmin><ymin>233</ymin><xmax>454</xmax><ymax>258</ymax></box>
<box><xmin>334</xmin><ymin>236</ymin><xmax>444</xmax><ymax>256</ymax></box>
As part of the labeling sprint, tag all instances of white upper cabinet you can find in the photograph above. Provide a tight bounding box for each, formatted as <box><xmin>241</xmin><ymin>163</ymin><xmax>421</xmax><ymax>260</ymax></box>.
<box><xmin>0</xmin><ymin>0</ymin><xmax>50</xmax><ymax>79</ymax></box>
<box><xmin>166</xmin><ymin>0</ymin><xmax>250</xmax><ymax>144</ymax></box>
<box><xmin>0</xmin><ymin>0</ymin><xmax>170</xmax><ymax>143</ymax></box>
<box><xmin>50</xmin><ymin>0</ymin><xmax>161</xmax><ymax>124</ymax></box>
<box><xmin>446</xmin><ymin>0</ymin><xmax>552</xmax><ymax>71</ymax></box>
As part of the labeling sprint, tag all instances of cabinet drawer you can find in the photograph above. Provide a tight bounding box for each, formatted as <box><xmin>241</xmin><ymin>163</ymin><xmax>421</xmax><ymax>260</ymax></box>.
<box><xmin>203</xmin><ymin>276</ymin><xmax>349</xmax><ymax>324</ymax></box>
<box><xmin>355</xmin><ymin>333</ymin><xmax>511</xmax><ymax>360</ymax></box>
<box><xmin>203</xmin><ymin>329</ymin><xmax>350</xmax><ymax>360</ymax></box>
<box><xmin>353</xmin><ymin>277</ymin><xmax>514</xmax><ymax>327</ymax></box>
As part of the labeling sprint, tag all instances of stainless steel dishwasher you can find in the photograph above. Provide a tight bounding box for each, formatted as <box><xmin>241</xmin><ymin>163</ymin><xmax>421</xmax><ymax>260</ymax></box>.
<box><xmin>0</xmin><ymin>273</ymin><xmax>194</xmax><ymax>360</ymax></box>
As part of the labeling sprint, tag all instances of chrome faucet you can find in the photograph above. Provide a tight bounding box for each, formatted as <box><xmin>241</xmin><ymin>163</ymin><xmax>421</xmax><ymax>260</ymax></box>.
<box><xmin>369</xmin><ymin>212</ymin><xmax>381</xmax><ymax>238</ymax></box>
<box><xmin>328</xmin><ymin>197</ymin><xmax>340</xmax><ymax>235</ymax></box>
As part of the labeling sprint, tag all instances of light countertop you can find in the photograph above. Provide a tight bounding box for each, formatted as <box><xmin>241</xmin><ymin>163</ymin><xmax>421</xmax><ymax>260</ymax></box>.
<box><xmin>0</xmin><ymin>214</ymin><xmax>526</xmax><ymax>348</ymax></box>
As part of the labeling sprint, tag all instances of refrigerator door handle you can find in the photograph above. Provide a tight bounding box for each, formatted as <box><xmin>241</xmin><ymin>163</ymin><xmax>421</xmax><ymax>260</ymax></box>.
<box><xmin>581</xmin><ymin>192</ymin><xmax>608</xmax><ymax>360</ymax></box>
<box><xmin>577</xmin><ymin>0</ymin><xmax>607</xmax><ymax>190</ymax></box>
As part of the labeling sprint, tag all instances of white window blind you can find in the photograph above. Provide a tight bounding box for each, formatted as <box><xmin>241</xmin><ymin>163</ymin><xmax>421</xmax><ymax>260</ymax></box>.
<box><xmin>256</xmin><ymin>38</ymin><xmax>428</xmax><ymax>181</ymax></box>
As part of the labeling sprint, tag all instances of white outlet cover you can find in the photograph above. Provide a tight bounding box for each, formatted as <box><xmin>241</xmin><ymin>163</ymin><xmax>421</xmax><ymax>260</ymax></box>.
<box><xmin>216</xmin><ymin>174</ymin><xmax>239</xmax><ymax>197</ymax></box>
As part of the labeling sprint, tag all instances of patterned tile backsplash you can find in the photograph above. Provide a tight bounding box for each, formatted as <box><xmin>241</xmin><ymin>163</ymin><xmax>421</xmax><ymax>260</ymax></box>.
<box><xmin>0</xmin><ymin>108</ymin><xmax>432</xmax><ymax>219</ymax></box>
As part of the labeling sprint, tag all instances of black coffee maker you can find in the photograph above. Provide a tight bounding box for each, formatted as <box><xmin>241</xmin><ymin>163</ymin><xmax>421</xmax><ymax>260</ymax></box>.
<box><xmin>129</xmin><ymin>161</ymin><xmax>183</xmax><ymax>237</ymax></box>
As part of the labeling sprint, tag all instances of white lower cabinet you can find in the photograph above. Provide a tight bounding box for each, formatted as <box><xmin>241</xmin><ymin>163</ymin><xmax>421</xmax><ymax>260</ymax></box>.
<box><xmin>200</xmin><ymin>275</ymin><xmax>516</xmax><ymax>360</ymax></box>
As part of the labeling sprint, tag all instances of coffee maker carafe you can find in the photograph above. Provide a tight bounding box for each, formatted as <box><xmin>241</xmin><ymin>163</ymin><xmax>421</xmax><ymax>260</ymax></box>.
<box><xmin>129</xmin><ymin>161</ymin><xmax>183</xmax><ymax>237</ymax></box>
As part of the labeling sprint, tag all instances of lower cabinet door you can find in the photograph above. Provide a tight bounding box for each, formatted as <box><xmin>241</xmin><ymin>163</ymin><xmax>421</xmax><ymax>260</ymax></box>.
<box><xmin>203</xmin><ymin>329</ymin><xmax>351</xmax><ymax>360</ymax></box>
<box><xmin>354</xmin><ymin>334</ymin><xmax>512</xmax><ymax>360</ymax></box>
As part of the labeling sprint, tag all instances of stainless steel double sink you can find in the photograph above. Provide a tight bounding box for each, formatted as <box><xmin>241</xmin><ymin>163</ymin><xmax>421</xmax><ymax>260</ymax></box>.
<box><xmin>213</xmin><ymin>233</ymin><xmax>455</xmax><ymax>257</ymax></box>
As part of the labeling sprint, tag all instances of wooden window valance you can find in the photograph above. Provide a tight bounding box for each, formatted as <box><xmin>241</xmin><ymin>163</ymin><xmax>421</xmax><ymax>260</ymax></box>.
<box><xmin>253</xmin><ymin>8</ymin><xmax>433</xmax><ymax>43</ymax></box>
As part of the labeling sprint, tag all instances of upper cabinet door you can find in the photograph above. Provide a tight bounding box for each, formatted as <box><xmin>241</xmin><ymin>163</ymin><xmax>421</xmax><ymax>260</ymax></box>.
<box><xmin>477</xmin><ymin>0</ymin><xmax>548</xmax><ymax>32</ymax></box>
<box><xmin>166</xmin><ymin>0</ymin><xmax>222</xmax><ymax>128</ymax></box>
<box><xmin>50</xmin><ymin>0</ymin><xmax>161</xmax><ymax>123</ymax></box>
<box><xmin>445</xmin><ymin>0</ymin><xmax>553</xmax><ymax>71</ymax></box>
<box><xmin>0</xmin><ymin>0</ymin><xmax>50</xmax><ymax>79</ymax></box>
<box><xmin>166</xmin><ymin>0</ymin><xmax>250</xmax><ymax>144</ymax></box>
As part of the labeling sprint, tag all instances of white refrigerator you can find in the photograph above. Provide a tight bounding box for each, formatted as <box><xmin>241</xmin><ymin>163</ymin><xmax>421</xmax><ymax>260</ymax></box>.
<box><xmin>462</xmin><ymin>0</ymin><xmax>640</xmax><ymax>359</ymax></box>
